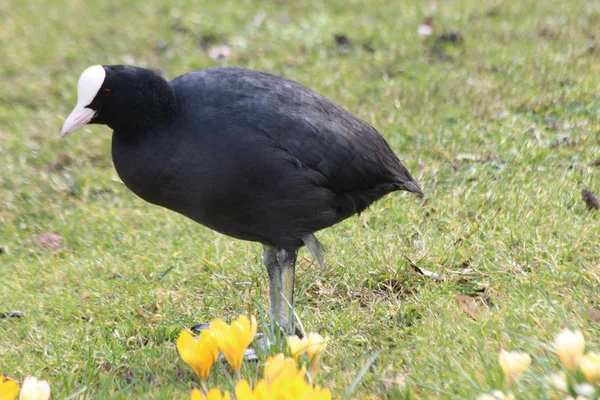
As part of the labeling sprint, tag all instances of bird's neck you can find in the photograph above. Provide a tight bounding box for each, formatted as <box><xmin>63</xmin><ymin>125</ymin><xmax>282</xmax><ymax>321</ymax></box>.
<box><xmin>108</xmin><ymin>74</ymin><xmax>178</xmax><ymax>135</ymax></box>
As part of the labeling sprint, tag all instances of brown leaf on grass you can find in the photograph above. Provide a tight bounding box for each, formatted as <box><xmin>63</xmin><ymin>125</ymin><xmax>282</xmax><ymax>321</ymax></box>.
<box><xmin>455</xmin><ymin>153</ymin><xmax>492</xmax><ymax>162</ymax></box>
<box><xmin>376</xmin><ymin>278</ymin><xmax>416</xmax><ymax>299</ymax></box>
<box><xmin>435</xmin><ymin>32</ymin><xmax>464</xmax><ymax>44</ymax></box>
<box><xmin>550</xmin><ymin>134</ymin><xmax>574</xmax><ymax>148</ymax></box>
<box><xmin>417</xmin><ymin>17</ymin><xmax>434</xmax><ymax>37</ymax></box>
<box><xmin>584</xmin><ymin>307</ymin><xmax>600</xmax><ymax>323</ymax></box>
<box><xmin>0</xmin><ymin>311</ymin><xmax>25</xmax><ymax>318</ymax></box>
<box><xmin>590</xmin><ymin>158</ymin><xmax>600</xmax><ymax>166</ymax></box>
<box><xmin>37</xmin><ymin>232</ymin><xmax>62</xmax><ymax>249</ymax></box>
<box><xmin>537</xmin><ymin>24</ymin><xmax>560</xmax><ymax>39</ymax></box>
<box><xmin>582</xmin><ymin>189</ymin><xmax>599</xmax><ymax>210</ymax></box>
<box><xmin>297</xmin><ymin>255</ymin><xmax>317</xmax><ymax>269</ymax></box>
<box><xmin>333</xmin><ymin>34</ymin><xmax>351</xmax><ymax>47</ymax></box>
<box><xmin>455</xmin><ymin>294</ymin><xmax>480</xmax><ymax>320</ymax></box>
<box><xmin>207</xmin><ymin>45</ymin><xmax>231</xmax><ymax>61</ymax></box>
<box><xmin>49</xmin><ymin>152</ymin><xmax>74</xmax><ymax>171</ymax></box>
<box><xmin>135</xmin><ymin>308</ymin><xmax>152</xmax><ymax>322</ymax></box>
<box><xmin>406</xmin><ymin>256</ymin><xmax>444</xmax><ymax>281</ymax></box>
<box><xmin>381</xmin><ymin>373</ymin><xmax>407</xmax><ymax>390</ymax></box>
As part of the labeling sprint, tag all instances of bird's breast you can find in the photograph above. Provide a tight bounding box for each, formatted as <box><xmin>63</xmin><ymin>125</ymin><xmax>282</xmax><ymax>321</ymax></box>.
<box><xmin>111</xmin><ymin>131</ymin><xmax>176</xmax><ymax>206</ymax></box>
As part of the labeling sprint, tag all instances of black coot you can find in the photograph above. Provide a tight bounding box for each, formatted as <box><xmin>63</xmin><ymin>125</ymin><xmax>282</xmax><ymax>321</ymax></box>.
<box><xmin>61</xmin><ymin>65</ymin><xmax>422</xmax><ymax>332</ymax></box>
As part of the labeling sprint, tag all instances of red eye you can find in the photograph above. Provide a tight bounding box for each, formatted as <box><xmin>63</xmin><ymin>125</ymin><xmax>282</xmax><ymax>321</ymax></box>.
<box><xmin>103</xmin><ymin>88</ymin><xmax>111</xmax><ymax>97</ymax></box>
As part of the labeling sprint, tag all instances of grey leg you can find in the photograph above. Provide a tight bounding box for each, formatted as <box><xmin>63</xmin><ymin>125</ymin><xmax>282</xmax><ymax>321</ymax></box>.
<box><xmin>264</xmin><ymin>245</ymin><xmax>297</xmax><ymax>334</ymax></box>
<box><xmin>264</xmin><ymin>246</ymin><xmax>282</xmax><ymax>327</ymax></box>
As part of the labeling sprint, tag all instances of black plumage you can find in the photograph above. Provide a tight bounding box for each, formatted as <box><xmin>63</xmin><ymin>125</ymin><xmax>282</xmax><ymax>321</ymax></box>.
<box><xmin>62</xmin><ymin>65</ymin><xmax>422</xmax><ymax>332</ymax></box>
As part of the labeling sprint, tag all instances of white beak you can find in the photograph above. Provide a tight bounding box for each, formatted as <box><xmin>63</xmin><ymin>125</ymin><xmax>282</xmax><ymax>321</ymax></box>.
<box><xmin>60</xmin><ymin>105</ymin><xmax>96</xmax><ymax>138</ymax></box>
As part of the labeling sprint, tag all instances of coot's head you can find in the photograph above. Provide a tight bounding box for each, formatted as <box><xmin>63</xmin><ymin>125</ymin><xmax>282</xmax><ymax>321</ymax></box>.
<box><xmin>61</xmin><ymin>65</ymin><xmax>176</xmax><ymax>137</ymax></box>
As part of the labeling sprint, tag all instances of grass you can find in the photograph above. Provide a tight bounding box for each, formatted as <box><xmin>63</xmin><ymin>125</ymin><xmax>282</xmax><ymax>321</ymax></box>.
<box><xmin>1</xmin><ymin>0</ymin><xmax>599</xmax><ymax>398</ymax></box>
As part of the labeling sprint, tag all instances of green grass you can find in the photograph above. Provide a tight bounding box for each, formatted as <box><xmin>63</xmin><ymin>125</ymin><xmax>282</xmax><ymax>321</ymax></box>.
<box><xmin>1</xmin><ymin>0</ymin><xmax>599</xmax><ymax>398</ymax></box>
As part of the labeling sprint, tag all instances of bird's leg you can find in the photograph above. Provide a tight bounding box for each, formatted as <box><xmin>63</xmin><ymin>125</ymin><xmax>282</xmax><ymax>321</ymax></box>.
<box><xmin>264</xmin><ymin>245</ymin><xmax>297</xmax><ymax>335</ymax></box>
<box><xmin>193</xmin><ymin>245</ymin><xmax>297</xmax><ymax>360</ymax></box>
<box><xmin>264</xmin><ymin>246</ymin><xmax>283</xmax><ymax>328</ymax></box>
<box><xmin>277</xmin><ymin>247</ymin><xmax>297</xmax><ymax>334</ymax></box>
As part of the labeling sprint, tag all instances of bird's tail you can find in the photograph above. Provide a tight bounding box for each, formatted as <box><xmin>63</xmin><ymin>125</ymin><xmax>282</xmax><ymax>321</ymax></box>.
<box><xmin>398</xmin><ymin>180</ymin><xmax>424</xmax><ymax>197</ymax></box>
<box><xmin>302</xmin><ymin>234</ymin><xmax>326</xmax><ymax>268</ymax></box>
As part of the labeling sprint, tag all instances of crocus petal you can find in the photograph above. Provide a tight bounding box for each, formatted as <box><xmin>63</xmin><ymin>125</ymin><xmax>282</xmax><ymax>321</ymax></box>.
<box><xmin>476</xmin><ymin>391</ymin><xmax>514</xmax><ymax>400</ymax></box>
<box><xmin>205</xmin><ymin>388</ymin><xmax>231</xmax><ymax>400</ymax></box>
<box><xmin>264</xmin><ymin>354</ymin><xmax>301</xmax><ymax>383</ymax></box>
<box><xmin>177</xmin><ymin>329</ymin><xmax>219</xmax><ymax>380</ymax></box>
<box><xmin>287</xmin><ymin>335</ymin><xmax>308</xmax><ymax>361</ymax></box>
<box><xmin>18</xmin><ymin>377</ymin><xmax>50</xmax><ymax>400</ymax></box>
<box><xmin>248</xmin><ymin>316</ymin><xmax>257</xmax><ymax>343</ymax></box>
<box><xmin>580</xmin><ymin>352</ymin><xmax>600</xmax><ymax>383</ymax></box>
<box><xmin>253</xmin><ymin>380</ymin><xmax>270</xmax><ymax>398</ymax></box>
<box><xmin>305</xmin><ymin>333</ymin><xmax>327</xmax><ymax>361</ymax></box>
<box><xmin>190</xmin><ymin>388</ymin><xmax>204</xmax><ymax>400</ymax></box>
<box><xmin>554</xmin><ymin>329</ymin><xmax>585</xmax><ymax>372</ymax></box>
<box><xmin>210</xmin><ymin>315</ymin><xmax>256</xmax><ymax>372</ymax></box>
<box><xmin>0</xmin><ymin>376</ymin><xmax>19</xmax><ymax>400</ymax></box>
<box><xmin>235</xmin><ymin>379</ymin><xmax>254</xmax><ymax>400</ymax></box>
<box><xmin>498</xmin><ymin>349</ymin><xmax>531</xmax><ymax>385</ymax></box>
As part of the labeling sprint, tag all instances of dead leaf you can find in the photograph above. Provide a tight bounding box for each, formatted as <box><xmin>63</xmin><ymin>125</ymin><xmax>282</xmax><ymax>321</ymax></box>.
<box><xmin>0</xmin><ymin>310</ymin><xmax>25</xmax><ymax>318</ymax></box>
<box><xmin>297</xmin><ymin>255</ymin><xmax>316</xmax><ymax>269</ymax></box>
<box><xmin>406</xmin><ymin>256</ymin><xmax>444</xmax><ymax>281</ymax></box>
<box><xmin>49</xmin><ymin>152</ymin><xmax>74</xmax><ymax>171</ymax></box>
<box><xmin>208</xmin><ymin>45</ymin><xmax>231</xmax><ymax>61</ymax></box>
<box><xmin>333</xmin><ymin>34</ymin><xmax>351</xmax><ymax>47</ymax></box>
<box><xmin>37</xmin><ymin>232</ymin><xmax>62</xmax><ymax>249</ymax></box>
<box><xmin>455</xmin><ymin>153</ymin><xmax>492</xmax><ymax>162</ymax></box>
<box><xmin>381</xmin><ymin>377</ymin><xmax>393</xmax><ymax>390</ymax></box>
<box><xmin>455</xmin><ymin>294</ymin><xmax>480</xmax><ymax>320</ymax></box>
<box><xmin>435</xmin><ymin>32</ymin><xmax>464</xmax><ymax>44</ymax></box>
<box><xmin>376</xmin><ymin>278</ymin><xmax>415</xmax><ymax>298</ymax></box>
<box><xmin>253</xmin><ymin>12</ymin><xmax>266</xmax><ymax>27</ymax></box>
<box><xmin>582</xmin><ymin>189</ymin><xmax>599</xmax><ymax>210</ymax></box>
<box><xmin>417</xmin><ymin>17</ymin><xmax>434</xmax><ymax>37</ymax></box>
<box><xmin>122</xmin><ymin>54</ymin><xmax>135</xmax><ymax>64</ymax></box>
<box><xmin>584</xmin><ymin>307</ymin><xmax>600</xmax><ymax>323</ymax></box>
<box><xmin>549</xmin><ymin>134</ymin><xmax>573</xmax><ymax>148</ymax></box>
<box><xmin>135</xmin><ymin>308</ymin><xmax>152</xmax><ymax>322</ymax></box>
<box><xmin>381</xmin><ymin>373</ymin><xmax>407</xmax><ymax>390</ymax></box>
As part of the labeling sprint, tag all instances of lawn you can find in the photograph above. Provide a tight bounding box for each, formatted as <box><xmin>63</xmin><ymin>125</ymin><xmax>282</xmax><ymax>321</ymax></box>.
<box><xmin>1</xmin><ymin>0</ymin><xmax>599</xmax><ymax>398</ymax></box>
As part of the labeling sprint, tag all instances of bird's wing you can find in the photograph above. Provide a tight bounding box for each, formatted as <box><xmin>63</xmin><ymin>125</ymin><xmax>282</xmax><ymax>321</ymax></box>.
<box><xmin>170</xmin><ymin>68</ymin><xmax>420</xmax><ymax>195</ymax></box>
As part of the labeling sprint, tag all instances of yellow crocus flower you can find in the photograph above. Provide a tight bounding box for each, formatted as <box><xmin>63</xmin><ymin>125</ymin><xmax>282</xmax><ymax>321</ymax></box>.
<box><xmin>545</xmin><ymin>372</ymin><xmax>568</xmax><ymax>400</ymax></box>
<box><xmin>498</xmin><ymin>350</ymin><xmax>531</xmax><ymax>385</ymax></box>
<box><xmin>236</xmin><ymin>354</ymin><xmax>332</xmax><ymax>400</ymax></box>
<box><xmin>288</xmin><ymin>333</ymin><xmax>327</xmax><ymax>361</ymax></box>
<box><xmin>305</xmin><ymin>333</ymin><xmax>327</xmax><ymax>361</ymax></box>
<box><xmin>476</xmin><ymin>391</ymin><xmax>515</xmax><ymax>400</ymax></box>
<box><xmin>234</xmin><ymin>379</ymin><xmax>254</xmax><ymax>400</ymax></box>
<box><xmin>580</xmin><ymin>352</ymin><xmax>600</xmax><ymax>384</ymax></box>
<box><xmin>191</xmin><ymin>388</ymin><xmax>231</xmax><ymax>400</ymax></box>
<box><xmin>0</xmin><ymin>376</ymin><xmax>19</xmax><ymax>400</ymax></box>
<box><xmin>287</xmin><ymin>335</ymin><xmax>307</xmax><ymax>361</ymax></box>
<box><xmin>554</xmin><ymin>329</ymin><xmax>585</xmax><ymax>372</ymax></box>
<box><xmin>191</xmin><ymin>388</ymin><xmax>203</xmax><ymax>400</ymax></box>
<box><xmin>177</xmin><ymin>329</ymin><xmax>219</xmax><ymax>380</ymax></box>
<box><xmin>270</xmin><ymin>374</ymin><xmax>332</xmax><ymax>400</ymax></box>
<box><xmin>18</xmin><ymin>377</ymin><xmax>51</xmax><ymax>400</ymax></box>
<box><xmin>306</xmin><ymin>333</ymin><xmax>327</xmax><ymax>379</ymax></box>
<box><xmin>288</xmin><ymin>333</ymin><xmax>328</xmax><ymax>379</ymax></box>
<box><xmin>210</xmin><ymin>315</ymin><xmax>257</xmax><ymax>373</ymax></box>
<box><xmin>264</xmin><ymin>353</ymin><xmax>305</xmax><ymax>383</ymax></box>
<box><xmin>237</xmin><ymin>376</ymin><xmax>332</xmax><ymax>400</ymax></box>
